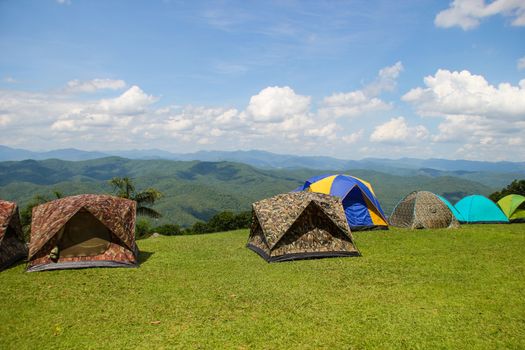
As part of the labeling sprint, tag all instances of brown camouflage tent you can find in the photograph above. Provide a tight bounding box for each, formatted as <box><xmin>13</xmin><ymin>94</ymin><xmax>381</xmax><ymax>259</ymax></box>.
<box><xmin>389</xmin><ymin>191</ymin><xmax>460</xmax><ymax>229</ymax></box>
<box><xmin>247</xmin><ymin>192</ymin><xmax>360</xmax><ymax>262</ymax></box>
<box><xmin>27</xmin><ymin>194</ymin><xmax>138</xmax><ymax>272</ymax></box>
<box><xmin>0</xmin><ymin>200</ymin><xmax>27</xmax><ymax>271</ymax></box>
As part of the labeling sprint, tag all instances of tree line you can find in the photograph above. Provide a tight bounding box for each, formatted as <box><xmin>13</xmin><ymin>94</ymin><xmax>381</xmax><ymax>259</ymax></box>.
<box><xmin>136</xmin><ymin>210</ymin><xmax>251</xmax><ymax>238</ymax></box>
<box><xmin>18</xmin><ymin>177</ymin><xmax>524</xmax><ymax>240</ymax></box>
<box><xmin>19</xmin><ymin>176</ymin><xmax>250</xmax><ymax>240</ymax></box>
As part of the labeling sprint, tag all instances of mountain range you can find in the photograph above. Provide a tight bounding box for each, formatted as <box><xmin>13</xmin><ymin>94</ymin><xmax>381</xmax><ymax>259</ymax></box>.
<box><xmin>2</xmin><ymin>145</ymin><xmax>525</xmax><ymax>172</ymax></box>
<box><xmin>0</xmin><ymin>157</ymin><xmax>505</xmax><ymax>227</ymax></box>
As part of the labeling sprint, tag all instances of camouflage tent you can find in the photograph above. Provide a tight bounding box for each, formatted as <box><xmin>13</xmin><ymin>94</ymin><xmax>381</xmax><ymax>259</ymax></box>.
<box><xmin>0</xmin><ymin>200</ymin><xmax>27</xmax><ymax>271</ymax></box>
<box><xmin>27</xmin><ymin>194</ymin><xmax>138</xmax><ymax>272</ymax></box>
<box><xmin>389</xmin><ymin>191</ymin><xmax>460</xmax><ymax>229</ymax></box>
<box><xmin>247</xmin><ymin>192</ymin><xmax>360</xmax><ymax>262</ymax></box>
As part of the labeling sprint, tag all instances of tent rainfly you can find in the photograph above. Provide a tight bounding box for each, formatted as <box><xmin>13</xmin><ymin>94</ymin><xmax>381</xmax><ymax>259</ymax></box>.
<box><xmin>27</xmin><ymin>194</ymin><xmax>138</xmax><ymax>272</ymax></box>
<box><xmin>293</xmin><ymin>174</ymin><xmax>388</xmax><ymax>231</ymax></box>
<box><xmin>497</xmin><ymin>194</ymin><xmax>525</xmax><ymax>223</ymax></box>
<box><xmin>437</xmin><ymin>195</ymin><xmax>465</xmax><ymax>222</ymax></box>
<box><xmin>454</xmin><ymin>195</ymin><xmax>509</xmax><ymax>224</ymax></box>
<box><xmin>389</xmin><ymin>191</ymin><xmax>460</xmax><ymax>229</ymax></box>
<box><xmin>0</xmin><ymin>200</ymin><xmax>27</xmax><ymax>271</ymax></box>
<box><xmin>247</xmin><ymin>191</ymin><xmax>360</xmax><ymax>262</ymax></box>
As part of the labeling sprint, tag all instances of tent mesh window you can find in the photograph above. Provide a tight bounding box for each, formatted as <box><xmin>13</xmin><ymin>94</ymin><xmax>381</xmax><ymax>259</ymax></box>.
<box><xmin>58</xmin><ymin>210</ymin><xmax>111</xmax><ymax>258</ymax></box>
<box><xmin>389</xmin><ymin>192</ymin><xmax>417</xmax><ymax>228</ymax></box>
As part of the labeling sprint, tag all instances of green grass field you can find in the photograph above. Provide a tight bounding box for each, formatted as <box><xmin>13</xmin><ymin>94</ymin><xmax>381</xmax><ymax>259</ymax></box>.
<box><xmin>1</xmin><ymin>225</ymin><xmax>524</xmax><ymax>349</ymax></box>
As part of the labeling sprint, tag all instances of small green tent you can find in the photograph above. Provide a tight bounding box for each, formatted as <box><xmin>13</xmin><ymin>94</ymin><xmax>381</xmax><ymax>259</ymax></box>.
<box><xmin>497</xmin><ymin>194</ymin><xmax>525</xmax><ymax>223</ymax></box>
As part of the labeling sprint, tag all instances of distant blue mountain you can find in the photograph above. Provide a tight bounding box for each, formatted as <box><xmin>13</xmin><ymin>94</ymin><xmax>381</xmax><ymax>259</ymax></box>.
<box><xmin>1</xmin><ymin>145</ymin><xmax>524</xmax><ymax>176</ymax></box>
<box><xmin>0</xmin><ymin>145</ymin><xmax>109</xmax><ymax>161</ymax></box>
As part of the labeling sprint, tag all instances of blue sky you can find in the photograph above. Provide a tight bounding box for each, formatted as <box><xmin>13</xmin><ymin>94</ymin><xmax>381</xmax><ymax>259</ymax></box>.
<box><xmin>0</xmin><ymin>0</ymin><xmax>524</xmax><ymax>160</ymax></box>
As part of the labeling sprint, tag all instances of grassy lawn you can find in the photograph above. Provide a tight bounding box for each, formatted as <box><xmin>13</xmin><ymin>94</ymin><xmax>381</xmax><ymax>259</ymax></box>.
<box><xmin>1</xmin><ymin>225</ymin><xmax>524</xmax><ymax>349</ymax></box>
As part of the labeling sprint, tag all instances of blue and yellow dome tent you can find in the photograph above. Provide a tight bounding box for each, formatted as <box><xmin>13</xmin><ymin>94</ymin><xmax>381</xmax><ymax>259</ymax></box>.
<box><xmin>294</xmin><ymin>174</ymin><xmax>388</xmax><ymax>230</ymax></box>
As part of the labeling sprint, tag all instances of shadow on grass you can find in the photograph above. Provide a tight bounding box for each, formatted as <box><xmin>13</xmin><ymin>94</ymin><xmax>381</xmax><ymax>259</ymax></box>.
<box><xmin>0</xmin><ymin>258</ymin><xmax>27</xmax><ymax>272</ymax></box>
<box><xmin>138</xmin><ymin>250</ymin><xmax>154</xmax><ymax>264</ymax></box>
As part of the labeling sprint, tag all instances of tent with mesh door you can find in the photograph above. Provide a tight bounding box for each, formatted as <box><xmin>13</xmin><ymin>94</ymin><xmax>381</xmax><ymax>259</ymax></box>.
<box><xmin>27</xmin><ymin>194</ymin><xmax>138</xmax><ymax>272</ymax></box>
<box><xmin>247</xmin><ymin>191</ymin><xmax>360</xmax><ymax>262</ymax></box>
<box><xmin>389</xmin><ymin>191</ymin><xmax>460</xmax><ymax>229</ymax></box>
<box><xmin>0</xmin><ymin>200</ymin><xmax>27</xmax><ymax>271</ymax></box>
<box><xmin>497</xmin><ymin>194</ymin><xmax>525</xmax><ymax>223</ymax></box>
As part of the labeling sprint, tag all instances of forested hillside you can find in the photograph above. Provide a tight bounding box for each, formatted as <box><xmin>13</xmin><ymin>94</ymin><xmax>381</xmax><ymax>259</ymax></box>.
<box><xmin>0</xmin><ymin>157</ymin><xmax>495</xmax><ymax>226</ymax></box>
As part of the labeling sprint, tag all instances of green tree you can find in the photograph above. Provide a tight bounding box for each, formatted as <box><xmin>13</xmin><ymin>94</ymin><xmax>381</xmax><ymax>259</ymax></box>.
<box><xmin>135</xmin><ymin>219</ymin><xmax>153</xmax><ymax>238</ymax></box>
<box><xmin>489</xmin><ymin>179</ymin><xmax>525</xmax><ymax>202</ymax></box>
<box><xmin>189</xmin><ymin>221</ymin><xmax>209</xmax><ymax>234</ymax></box>
<box><xmin>109</xmin><ymin>177</ymin><xmax>163</xmax><ymax>218</ymax></box>
<box><xmin>153</xmin><ymin>224</ymin><xmax>182</xmax><ymax>236</ymax></box>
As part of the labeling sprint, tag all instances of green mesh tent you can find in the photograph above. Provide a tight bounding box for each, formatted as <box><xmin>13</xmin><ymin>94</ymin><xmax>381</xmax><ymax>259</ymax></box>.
<box><xmin>497</xmin><ymin>194</ymin><xmax>525</xmax><ymax>223</ymax></box>
<box><xmin>389</xmin><ymin>191</ymin><xmax>459</xmax><ymax>229</ymax></box>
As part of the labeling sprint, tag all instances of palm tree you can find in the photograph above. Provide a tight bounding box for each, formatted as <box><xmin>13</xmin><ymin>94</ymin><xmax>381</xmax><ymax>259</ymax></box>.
<box><xmin>109</xmin><ymin>177</ymin><xmax>162</xmax><ymax>218</ymax></box>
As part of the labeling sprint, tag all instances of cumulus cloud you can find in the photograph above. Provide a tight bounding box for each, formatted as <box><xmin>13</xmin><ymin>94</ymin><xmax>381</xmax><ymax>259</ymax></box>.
<box><xmin>341</xmin><ymin>129</ymin><xmax>364</xmax><ymax>144</ymax></box>
<box><xmin>98</xmin><ymin>86</ymin><xmax>157</xmax><ymax>114</ymax></box>
<box><xmin>518</xmin><ymin>56</ymin><xmax>525</xmax><ymax>70</ymax></box>
<box><xmin>4</xmin><ymin>69</ymin><xmax>522</xmax><ymax>160</ymax></box>
<box><xmin>319</xmin><ymin>62</ymin><xmax>401</xmax><ymax>118</ymax></box>
<box><xmin>319</xmin><ymin>91</ymin><xmax>390</xmax><ymax>118</ymax></box>
<box><xmin>65</xmin><ymin>79</ymin><xmax>126</xmax><ymax>93</ymax></box>
<box><xmin>435</xmin><ymin>0</ymin><xmax>525</xmax><ymax>30</ymax></box>
<box><xmin>305</xmin><ymin>122</ymin><xmax>339</xmax><ymax>139</ymax></box>
<box><xmin>364</xmin><ymin>61</ymin><xmax>404</xmax><ymax>96</ymax></box>
<box><xmin>403</xmin><ymin>69</ymin><xmax>525</xmax><ymax>160</ymax></box>
<box><xmin>246</xmin><ymin>86</ymin><xmax>311</xmax><ymax>122</ymax></box>
<box><xmin>370</xmin><ymin>117</ymin><xmax>429</xmax><ymax>144</ymax></box>
<box><xmin>402</xmin><ymin>69</ymin><xmax>525</xmax><ymax>120</ymax></box>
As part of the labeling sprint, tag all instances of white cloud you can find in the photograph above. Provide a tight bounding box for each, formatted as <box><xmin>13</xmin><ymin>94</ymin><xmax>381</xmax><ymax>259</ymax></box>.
<box><xmin>3</xmin><ymin>77</ymin><xmax>17</xmax><ymax>84</ymax></box>
<box><xmin>518</xmin><ymin>56</ymin><xmax>525</xmax><ymax>70</ymax></box>
<box><xmin>56</xmin><ymin>0</ymin><xmax>71</xmax><ymax>5</ymax></box>
<box><xmin>319</xmin><ymin>62</ymin><xmax>401</xmax><ymax>118</ymax></box>
<box><xmin>370</xmin><ymin>117</ymin><xmax>429</xmax><ymax>144</ymax></box>
<box><xmin>364</xmin><ymin>61</ymin><xmax>404</xmax><ymax>96</ymax></box>
<box><xmin>246</xmin><ymin>86</ymin><xmax>311</xmax><ymax>122</ymax></box>
<box><xmin>403</xmin><ymin>69</ymin><xmax>525</xmax><ymax>160</ymax></box>
<box><xmin>435</xmin><ymin>0</ymin><xmax>525</xmax><ymax>30</ymax></box>
<box><xmin>0</xmin><ymin>115</ymin><xmax>11</xmax><ymax>126</ymax></box>
<box><xmin>166</xmin><ymin>117</ymin><xmax>194</xmax><ymax>132</ymax></box>
<box><xmin>65</xmin><ymin>79</ymin><xmax>126</xmax><ymax>93</ymax></box>
<box><xmin>98</xmin><ymin>86</ymin><xmax>157</xmax><ymax>115</ymax></box>
<box><xmin>319</xmin><ymin>91</ymin><xmax>390</xmax><ymax>118</ymax></box>
<box><xmin>305</xmin><ymin>123</ymin><xmax>339</xmax><ymax>139</ymax></box>
<box><xmin>341</xmin><ymin>129</ymin><xmax>364</xmax><ymax>144</ymax></box>
<box><xmin>2</xmin><ymin>68</ymin><xmax>523</xmax><ymax>160</ymax></box>
<box><xmin>402</xmin><ymin>69</ymin><xmax>525</xmax><ymax>120</ymax></box>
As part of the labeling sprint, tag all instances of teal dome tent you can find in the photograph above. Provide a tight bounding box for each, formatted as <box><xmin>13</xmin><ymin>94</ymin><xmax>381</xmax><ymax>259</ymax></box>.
<box><xmin>454</xmin><ymin>195</ymin><xmax>509</xmax><ymax>224</ymax></box>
